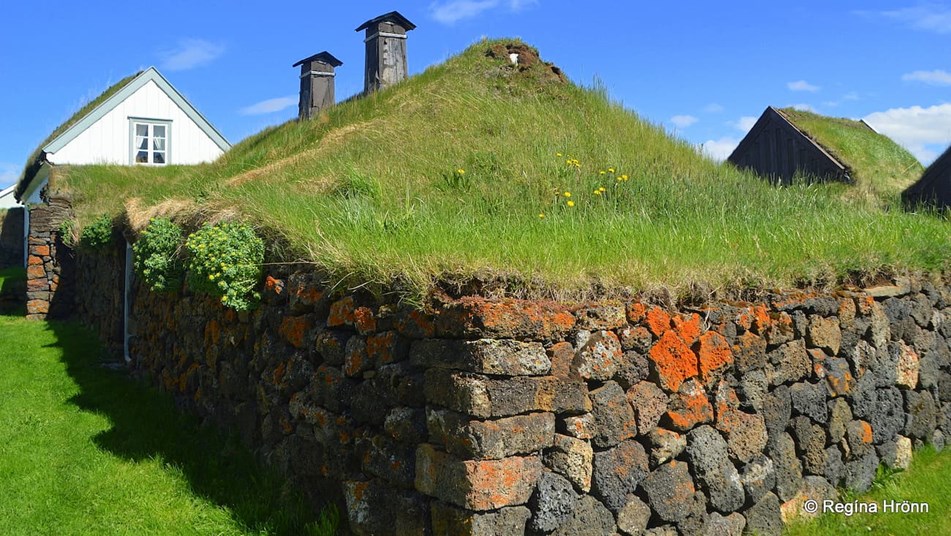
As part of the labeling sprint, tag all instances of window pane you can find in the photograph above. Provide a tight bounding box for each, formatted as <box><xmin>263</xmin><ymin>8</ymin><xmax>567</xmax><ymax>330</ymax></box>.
<box><xmin>137</xmin><ymin>136</ymin><xmax>149</xmax><ymax>150</ymax></box>
<box><xmin>135</xmin><ymin>151</ymin><xmax>149</xmax><ymax>163</ymax></box>
<box><xmin>136</xmin><ymin>124</ymin><xmax>149</xmax><ymax>136</ymax></box>
<box><xmin>153</xmin><ymin>138</ymin><xmax>165</xmax><ymax>151</ymax></box>
<box><xmin>153</xmin><ymin>125</ymin><xmax>166</xmax><ymax>138</ymax></box>
<box><xmin>153</xmin><ymin>152</ymin><xmax>165</xmax><ymax>164</ymax></box>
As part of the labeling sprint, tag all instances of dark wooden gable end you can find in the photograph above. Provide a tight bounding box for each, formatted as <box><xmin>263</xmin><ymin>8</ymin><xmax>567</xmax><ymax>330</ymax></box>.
<box><xmin>902</xmin><ymin>145</ymin><xmax>951</xmax><ymax>210</ymax></box>
<box><xmin>728</xmin><ymin>106</ymin><xmax>847</xmax><ymax>185</ymax></box>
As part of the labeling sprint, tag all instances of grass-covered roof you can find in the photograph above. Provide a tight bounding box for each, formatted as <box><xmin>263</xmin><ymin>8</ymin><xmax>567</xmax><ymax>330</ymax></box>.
<box><xmin>16</xmin><ymin>71</ymin><xmax>141</xmax><ymax>200</ymax></box>
<box><xmin>51</xmin><ymin>40</ymin><xmax>950</xmax><ymax>300</ymax></box>
<box><xmin>777</xmin><ymin>107</ymin><xmax>924</xmax><ymax>201</ymax></box>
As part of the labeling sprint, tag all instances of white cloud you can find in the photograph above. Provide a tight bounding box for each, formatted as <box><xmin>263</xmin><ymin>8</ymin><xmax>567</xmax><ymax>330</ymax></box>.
<box><xmin>731</xmin><ymin>115</ymin><xmax>758</xmax><ymax>133</ymax></box>
<box><xmin>699</xmin><ymin>137</ymin><xmax>740</xmax><ymax>162</ymax></box>
<box><xmin>902</xmin><ymin>69</ymin><xmax>951</xmax><ymax>86</ymax></box>
<box><xmin>239</xmin><ymin>96</ymin><xmax>298</xmax><ymax>116</ymax></box>
<box><xmin>790</xmin><ymin>103</ymin><xmax>816</xmax><ymax>112</ymax></box>
<box><xmin>787</xmin><ymin>80</ymin><xmax>820</xmax><ymax>92</ymax></box>
<box><xmin>864</xmin><ymin>103</ymin><xmax>951</xmax><ymax>164</ymax></box>
<box><xmin>843</xmin><ymin>91</ymin><xmax>860</xmax><ymax>101</ymax></box>
<box><xmin>0</xmin><ymin>163</ymin><xmax>17</xmax><ymax>189</ymax></box>
<box><xmin>670</xmin><ymin>114</ymin><xmax>698</xmax><ymax>129</ymax></box>
<box><xmin>430</xmin><ymin>0</ymin><xmax>537</xmax><ymax>24</ymax></box>
<box><xmin>880</xmin><ymin>5</ymin><xmax>951</xmax><ymax>34</ymax></box>
<box><xmin>159</xmin><ymin>38</ymin><xmax>225</xmax><ymax>71</ymax></box>
<box><xmin>704</xmin><ymin>103</ymin><xmax>725</xmax><ymax>113</ymax></box>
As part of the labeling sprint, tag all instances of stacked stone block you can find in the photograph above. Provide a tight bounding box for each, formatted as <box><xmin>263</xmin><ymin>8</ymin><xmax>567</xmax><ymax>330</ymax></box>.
<box><xmin>25</xmin><ymin>196</ymin><xmax>73</xmax><ymax>320</ymax></box>
<box><xmin>67</xmin><ymin>248</ymin><xmax>951</xmax><ymax>535</ymax></box>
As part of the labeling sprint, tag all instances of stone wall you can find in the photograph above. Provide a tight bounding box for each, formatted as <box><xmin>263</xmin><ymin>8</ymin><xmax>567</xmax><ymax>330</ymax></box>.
<box><xmin>68</xmin><ymin>246</ymin><xmax>951</xmax><ymax>535</ymax></box>
<box><xmin>25</xmin><ymin>197</ymin><xmax>74</xmax><ymax>320</ymax></box>
<box><xmin>74</xmin><ymin>237</ymin><xmax>126</xmax><ymax>357</ymax></box>
<box><xmin>0</xmin><ymin>207</ymin><xmax>24</xmax><ymax>268</ymax></box>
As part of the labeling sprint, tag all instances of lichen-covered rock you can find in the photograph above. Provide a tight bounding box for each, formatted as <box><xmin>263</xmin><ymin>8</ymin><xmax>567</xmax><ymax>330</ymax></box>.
<box><xmin>426</xmin><ymin>409</ymin><xmax>555</xmax><ymax>459</ymax></box>
<box><xmin>823</xmin><ymin>357</ymin><xmax>856</xmax><ymax>396</ymax></box>
<box><xmin>767</xmin><ymin>432</ymin><xmax>803</xmax><ymax>502</ymax></box>
<box><xmin>424</xmin><ymin>370</ymin><xmax>590</xmax><ymax>418</ymax></box>
<box><xmin>431</xmin><ymin>502</ymin><xmax>530</xmax><ymax>536</ymax></box>
<box><xmin>528</xmin><ymin>471</ymin><xmax>579</xmax><ymax>533</ymax></box>
<box><xmin>845</xmin><ymin>420</ymin><xmax>875</xmax><ymax>459</ymax></box>
<box><xmin>616</xmin><ymin>496</ymin><xmax>651</xmax><ymax>536</ymax></box>
<box><xmin>572</xmin><ymin>330</ymin><xmax>622</xmax><ymax>381</ymax></box>
<box><xmin>618</xmin><ymin>326</ymin><xmax>653</xmax><ymax>354</ymax></box>
<box><xmin>807</xmin><ymin>315</ymin><xmax>841</xmax><ymax>355</ymax></box>
<box><xmin>415</xmin><ymin>445</ymin><xmax>542</xmax><ymax>510</ymax></box>
<box><xmin>589</xmin><ymin>381</ymin><xmax>638</xmax><ymax>448</ymax></box>
<box><xmin>648</xmin><ymin>330</ymin><xmax>699</xmax><ymax>392</ymax></box>
<box><xmin>591</xmin><ymin>440</ymin><xmax>649</xmax><ymax>513</ymax></box>
<box><xmin>560</xmin><ymin>413</ymin><xmax>596</xmax><ymax>440</ymax></box>
<box><xmin>550</xmin><ymin>496</ymin><xmax>617</xmax><ymax>536</ymax></box>
<box><xmin>544</xmin><ymin>434</ymin><xmax>594</xmax><ymax>493</ymax></box>
<box><xmin>648</xmin><ymin>427</ymin><xmax>686</xmax><ymax>467</ymax></box>
<box><xmin>743</xmin><ymin>492</ymin><xmax>782</xmax><ymax>536</ymax></box>
<box><xmin>665</xmin><ymin>379</ymin><xmax>714</xmax><ymax>432</ymax></box>
<box><xmin>895</xmin><ymin>341</ymin><xmax>921</xmax><ymax>389</ymax></box>
<box><xmin>628</xmin><ymin>380</ymin><xmax>668</xmax><ymax>435</ymax></box>
<box><xmin>642</xmin><ymin>460</ymin><xmax>697</xmax><ymax>523</ymax></box>
<box><xmin>738</xmin><ymin>369</ymin><xmax>768</xmax><ymax>411</ymax></box>
<box><xmin>687</xmin><ymin>425</ymin><xmax>745</xmax><ymax>513</ymax></box>
<box><xmin>704</xmin><ymin>512</ymin><xmax>746</xmax><ymax>536</ymax></box>
<box><xmin>733</xmin><ymin>331</ymin><xmax>767</xmax><ymax>373</ymax></box>
<box><xmin>768</xmin><ymin>340</ymin><xmax>811</xmax><ymax>386</ymax></box>
<box><xmin>410</xmin><ymin>338</ymin><xmax>552</xmax><ymax>376</ymax></box>
<box><xmin>574</xmin><ymin>304</ymin><xmax>626</xmax><ymax>331</ymax></box>
<box><xmin>740</xmin><ymin>455</ymin><xmax>776</xmax><ymax>503</ymax></box>
<box><xmin>827</xmin><ymin>397</ymin><xmax>853</xmax><ymax>443</ymax></box>
<box><xmin>698</xmin><ymin>331</ymin><xmax>734</xmax><ymax>386</ymax></box>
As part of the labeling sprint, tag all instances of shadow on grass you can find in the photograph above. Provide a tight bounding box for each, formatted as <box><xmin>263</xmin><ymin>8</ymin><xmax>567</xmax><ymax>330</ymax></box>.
<box><xmin>44</xmin><ymin>320</ymin><xmax>339</xmax><ymax>535</ymax></box>
<box><xmin>0</xmin><ymin>266</ymin><xmax>26</xmax><ymax>316</ymax></box>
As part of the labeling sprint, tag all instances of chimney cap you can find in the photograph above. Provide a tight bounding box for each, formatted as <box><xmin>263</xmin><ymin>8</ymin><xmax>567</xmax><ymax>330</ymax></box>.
<box><xmin>355</xmin><ymin>10</ymin><xmax>416</xmax><ymax>32</ymax></box>
<box><xmin>293</xmin><ymin>51</ymin><xmax>343</xmax><ymax>68</ymax></box>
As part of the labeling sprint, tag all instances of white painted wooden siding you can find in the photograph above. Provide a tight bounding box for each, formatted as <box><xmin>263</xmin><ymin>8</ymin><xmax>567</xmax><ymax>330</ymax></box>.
<box><xmin>47</xmin><ymin>80</ymin><xmax>224</xmax><ymax>166</ymax></box>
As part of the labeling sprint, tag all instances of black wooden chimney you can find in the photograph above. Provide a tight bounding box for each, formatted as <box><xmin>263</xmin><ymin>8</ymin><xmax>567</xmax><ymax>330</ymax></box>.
<box><xmin>293</xmin><ymin>51</ymin><xmax>343</xmax><ymax>120</ymax></box>
<box><xmin>355</xmin><ymin>11</ymin><xmax>416</xmax><ymax>94</ymax></box>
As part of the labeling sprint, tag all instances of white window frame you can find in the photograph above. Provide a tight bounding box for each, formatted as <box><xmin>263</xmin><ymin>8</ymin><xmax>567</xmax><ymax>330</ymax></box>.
<box><xmin>129</xmin><ymin>117</ymin><xmax>172</xmax><ymax>165</ymax></box>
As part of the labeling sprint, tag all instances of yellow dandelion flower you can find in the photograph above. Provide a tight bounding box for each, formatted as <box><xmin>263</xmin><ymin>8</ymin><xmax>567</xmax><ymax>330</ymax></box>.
<box><xmin>556</xmin><ymin>152</ymin><xmax>563</xmax><ymax>157</ymax></box>
<box><xmin>567</xmin><ymin>200</ymin><xmax>575</xmax><ymax>207</ymax></box>
<box><xmin>593</xmin><ymin>189</ymin><xmax>601</xmax><ymax>195</ymax></box>
<box><xmin>457</xmin><ymin>168</ymin><xmax>465</xmax><ymax>175</ymax></box>
<box><xmin>599</xmin><ymin>186</ymin><xmax>606</xmax><ymax>192</ymax></box>
<box><xmin>538</xmin><ymin>213</ymin><xmax>545</xmax><ymax>219</ymax></box>
<box><xmin>617</xmin><ymin>176</ymin><xmax>623</xmax><ymax>181</ymax></box>
<box><xmin>563</xmin><ymin>191</ymin><xmax>572</xmax><ymax>197</ymax></box>
<box><xmin>599</xmin><ymin>170</ymin><xmax>606</xmax><ymax>175</ymax></box>
<box><xmin>608</xmin><ymin>167</ymin><xmax>615</xmax><ymax>173</ymax></box>
<box><xmin>208</xmin><ymin>274</ymin><xmax>215</xmax><ymax>281</ymax></box>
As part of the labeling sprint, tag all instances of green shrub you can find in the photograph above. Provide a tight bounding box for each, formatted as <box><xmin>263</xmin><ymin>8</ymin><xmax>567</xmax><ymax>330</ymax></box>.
<box><xmin>57</xmin><ymin>219</ymin><xmax>78</xmax><ymax>247</ymax></box>
<box><xmin>185</xmin><ymin>222</ymin><xmax>264</xmax><ymax>311</ymax></box>
<box><xmin>79</xmin><ymin>215</ymin><xmax>114</xmax><ymax>250</ymax></box>
<box><xmin>133</xmin><ymin>218</ymin><xmax>184</xmax><ymax>292</ymax></box>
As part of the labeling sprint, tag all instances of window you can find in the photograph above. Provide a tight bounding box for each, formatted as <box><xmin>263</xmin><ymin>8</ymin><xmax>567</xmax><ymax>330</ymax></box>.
<box><xmin>131</xmin><ymin>120</ymin><xmax>169</xmax><ymax>165</ymax></box>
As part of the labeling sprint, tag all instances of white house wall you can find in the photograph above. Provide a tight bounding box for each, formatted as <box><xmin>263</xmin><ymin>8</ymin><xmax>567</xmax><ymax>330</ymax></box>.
<box><xmin>47</xmin><ymin>80</ymin><xmax>224</xmax><ymax>166</ymax></box>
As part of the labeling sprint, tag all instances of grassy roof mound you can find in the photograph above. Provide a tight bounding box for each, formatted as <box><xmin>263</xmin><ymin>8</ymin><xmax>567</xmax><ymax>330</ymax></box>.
<box><xmin>778</xmin><ymin>107</ymin><xmax>924</xmax><ymax>200</ymax></box>
<box><xmin>16</xmin><ymin>71</ymin><xmax>142</xmax><ymax>199</ymax></box>
<box><xmin>53</xmin><ymin>40</ymin><xmax>950</xmax><ymax>300</ymax></box>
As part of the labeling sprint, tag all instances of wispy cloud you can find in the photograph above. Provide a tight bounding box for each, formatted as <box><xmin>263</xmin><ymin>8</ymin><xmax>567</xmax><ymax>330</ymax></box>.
<box><xmin>902</xmin><ymin>69</ymin><xmax>951</xmax><ymax>86</ymax></box>
<box><xmin>0</xmin><ymin>163</ymin><xmax>17</xmax><ymax>189</ymax></box>
<box><xmin>864</xmin><ymin>103</ymin><xmax>951</xmax><ymax>164</ymax></box>
<box><xmin>159</xmin><ymin>38</ymin><xmax>225</xmax><ymax>71</ymax></box>
<box><xmin>430</xmin><ymin>0</ymin><xmax>537</xmax><ymax>24</ymax></box>
<box><xmin>787</xmin><ymin>80</ymin><xmax>820</xmax><ymax>92</ymax></box>
<box><xmin>704</xmin><ymin>103</ymin><xmax>724</xmax><ymax>113</ymax></box>
<box><xmin>789</xmin><ymin>103</ymin><xmax>816</xmax><ymax>112</ymax></box>
<box><xmin>670</xmin><ymin>115</ymin><xmax>698</xmax><ymax>129</ymax></box>
<box><xmin>698</xmin><ymin>137</ymin><xmax>740</xmax><ymax>162</ymax></box>
<box><xmin>879</xmin><ymin>4</ymin><xmax>951</xmax><ymax>34</ymax></box>
<box><xmin>239</xmin><ymin>96</ymin><xmax>297</xmax><ymax>116</ymax></box>
<box><xmin>731</xmin><ymin>116</ymin><xmax>758</xmax><ymax>133</ymax></box>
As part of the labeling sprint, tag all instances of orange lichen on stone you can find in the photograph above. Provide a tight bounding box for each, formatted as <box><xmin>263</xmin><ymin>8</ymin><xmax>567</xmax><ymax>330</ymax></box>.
<box><xmin>713</xmin><ymin>382</ymin><xmax>742</xmax><ymax>433</ymax></box>
<box><xmin>264</xmin><ymin>275</ymin><xmax>285</xmax><ymax>297</ymax></box>
<box><xmin>855</xmin><ymin>295</ymin><xmax>875</xmax><ymax>315</ymax></box>
<box><xmin>648</xmin><ymin>331</ymin><xmax>698</xmax><ymax>392</ymax></box>
<box><xmin>279</xmin><ymin>315</ymin><xmax>312</xmax><ymax>349</ymax></box>
<box><xmin>27</xmin><ymin>264</ymin><xmax>46</xmax><ymax>279</ymax></box>
<box><xmin>328</xmin><ymin>296</ymin><xmax>357</xmax><ymax>327</ymax></box>
<box><xmin>673</xmin><ymin>313</ymin><xmax>702</xmax><ymax>345</ymax></box>
<box><xmin>31</xmin><ymin>245</ymin><xmax>50</xmax><ymax>257</ymax></box>
<box><xmin>27</xmin><ymin>255</ymin><xmax>43</xmax><ymax>266</ymax></box>
<box><xmin>645</xmin><ymin>306</ymin><xmax>672</xmax><ymax>337</ymax></box>
<box><xmin>294</xmin><ymin>284</ymin><xmax>323</xmax><ymax>306</ymax></box>
<box><xmin>204</xmin><ymin>319</ymin><xmax>221</xmax><ymax>346</ymax></box>
<box><xmin>366</xmin><ymin>331</ymin><xmax>399</xmax><ymax>366</ymax></box>
<box><xmin>697</xmin><ymin>332</ymin><xmax>734</xmax><ymax>386</ymax></box>
<box><xmin>626</xmin><ymin>302</ymin><xmax>647</xmax><ymax>324</ymax></box>
<box><xmin>353</xmin><ymin>306</ymin><xmax>377</xmax><ymax>334</ymax></box>
<box><xmin>666</xmin><ymin>380</ymin><xmax>713</xmax><ymax>431</ymax></box>
<box><xmin>397</xmin><ymin>309</ymin><xmax>437</xmax><ymax>338</ymax></box>
<box><xmin>437</xmin><ymin>297</ymin><xmax>575</xmax><ymax>339</ymax></box>
<box><xmin>860</xmin><ymin>421</ymin><xmax>873</xmax><ymax>444</ymax></box>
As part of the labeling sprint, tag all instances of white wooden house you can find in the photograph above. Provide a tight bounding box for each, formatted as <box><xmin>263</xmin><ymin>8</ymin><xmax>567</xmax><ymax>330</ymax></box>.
<box><xmin>16</xmin><ymin>67</ymin><xmax>230</xmax><ymax>205</ymax></box>
<box><xmin>0</xmin><ymin>185</ymin><xmax>17</xmax><ymax>209</ymax></box>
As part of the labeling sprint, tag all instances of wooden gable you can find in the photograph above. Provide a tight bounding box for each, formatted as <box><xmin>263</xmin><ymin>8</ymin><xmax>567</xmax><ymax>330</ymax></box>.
<box><xmin>903</xmin><ymin>145</ymin><xmax>951</xmax><ymax>210</ymax></box>
<box><xmin>727</xmin><ymin>107</ymin><xmax>848</xmax><ymax>185</ymax></box>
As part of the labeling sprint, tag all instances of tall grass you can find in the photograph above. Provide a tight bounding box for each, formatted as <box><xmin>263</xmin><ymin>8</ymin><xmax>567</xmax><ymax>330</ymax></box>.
<box><xmin>55</xmin><ymin>39</ymin><xmax>951</xmax><ymax>301</ymax></box>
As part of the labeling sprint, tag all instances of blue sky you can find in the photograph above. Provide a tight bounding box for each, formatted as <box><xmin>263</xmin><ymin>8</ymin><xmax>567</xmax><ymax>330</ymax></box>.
<box><xmin>2</xmin><ymin>1</ymin><xmax>950</xmax><ymax>190</ymax></box>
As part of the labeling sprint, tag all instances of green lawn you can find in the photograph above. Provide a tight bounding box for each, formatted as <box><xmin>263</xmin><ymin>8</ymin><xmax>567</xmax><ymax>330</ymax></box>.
<box><xmin>786</xmin><ymin>447</ymin><xmax>951</xmax><ymax>535</ymax></box>
<box><xmin>0</xmin><ymin>273</ymin><xmax>337</xmax><ymax>535</ymax></box>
